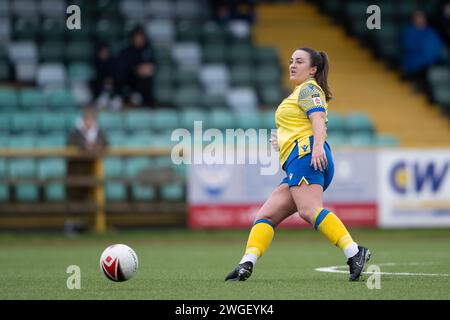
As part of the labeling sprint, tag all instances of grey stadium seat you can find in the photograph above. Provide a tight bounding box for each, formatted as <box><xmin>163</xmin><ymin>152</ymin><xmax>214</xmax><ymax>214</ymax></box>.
<box><xmin>145</xmin><ymin>20</ymin><xmax>175</xmax><ymax>45</ymax></box>
<box><xmin>120</xmin><ymin>0</ymin><xmax>147</xmax><ymax>20</ymax></box>
<box><xmin>147</xmin><ymin>0</ymin><xmax>174</xmax><ymax>19</ymax></box>
<box><xmin>12</xmin><ymin>0</ymin><xmax>38</xmax><ymax>18</ymax></box>
<box><xmin>199</xmin><ymin>64</ymin><xmax>230</xmax><ymax>95</ymax></box>
<box><xmin>36</xmin><ymin>63</ymin><xmax>67</xmax><ymax>90</ymax></box>
<box><xmin>40</xmin><ymin>0</ymin><xmax>67</xmax><ymax>18</ymax></box>
<box><xmin>172</xmin><ymin>42</ymin><xmax>202</xmax><ymax>70</ymax></box>
<box><xmin>226</xmin><ymin>88</ymin><xmax>259</xmax><ymax>113</ymax></box>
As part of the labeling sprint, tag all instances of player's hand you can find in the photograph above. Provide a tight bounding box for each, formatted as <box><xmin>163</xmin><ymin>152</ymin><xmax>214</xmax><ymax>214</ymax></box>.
<box><xmin>270</xmin><ymin>132</ymin><xmax>279</xmax><ymax>151</ymax></box>
<box><xmin>311</xmin><ymin>144</ymin><xmax>327</xmax><ymax>171</ymax></box>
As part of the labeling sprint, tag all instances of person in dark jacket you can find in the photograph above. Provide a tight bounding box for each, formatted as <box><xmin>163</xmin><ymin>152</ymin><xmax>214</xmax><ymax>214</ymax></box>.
<box><xmin>67</xmin><ymin>108</ymin><xmax>108</xmax><ymax>151</ymax></box>
<box><xmin>115</xmin><ymin>25</ymin><xmax>156</xmax><ymax>107</ymax></box>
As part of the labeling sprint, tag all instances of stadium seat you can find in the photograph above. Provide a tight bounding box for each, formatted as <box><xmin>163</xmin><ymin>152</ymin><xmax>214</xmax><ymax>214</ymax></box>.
<box><xmin>209</xmin><ymin>109</ymin><xmax>234</xmax><ymax>129</ymax></box>
<box><xmin>40</xmin><ymin>112</ymin><xmax>67</xmax><ymax>133</ymax></box>
<box><xmin>38</xmin><ymin>158</ymin><xmax>66</xmax><ymax>180</ymax></box>
<box><xmin>36</xmin><ymin>63</ymin><xmax>67</xmax><ymax>89</ymax></box>
<box><xmin>174</xmin><ymin>0</ymin><xmax>204</xmax><ymax>20</ymax></box>
<box><xmin>201</xmin><ymin>92</ymin><xmax>228</xmax><ymax>110</ymax></box>
<box><xmin>39</xmin><ymin>40</ymin><xmax>65</xmax><ymax>62</ymax></box>
<box><xmin>203</xmin><ymin>43</ymin><xmax>227</xmax><ymax>64</ymax></box>
<box><xmin>230</xmin><ymin>65</ymin><xmax>254</xmax><ymax>87</ymax></box>
<box><xmin>199</xmin><ymin>64</ymin><xmax>230</xmax><ymax>95</ymax></box>
<box><xmin>428</xmin><ymin>67</ymin><xmax>450</xmax><ymax>87</ymax></box>
<box><xmin>0</xmin><ymin>183</ymin><xmax>8</xmax><ymax>201</ymax></box>
<box><xmin>9</xmin><ymin>42</ymin><xmax>38</xmax><ymax>63</ymax></box>
<box><xmin>0</xmin><ymin>88</ymin><xmax>19</xmax><ymax>111</ymax></box>
<box><xmin>68</xmin><ymin>62</ymin><xmax>94</xmax><ymax>83</ymax></box>
<box><xmin>107</xmin><ymin>131</ymin><xmax>128</xmax><ymax>147</ymax></box>
<box><xmin>126</xmin><ymin>157</ymin><xmax>156</xmax><ymax>201</ymax></box>
<box><xmin>103</xmin><ymin>157</ymin><xmax>124</xmax><ymax>178</ymax></box>
<box><xmin>161</xmin><ymin>183</ymin><xmax>184</xmax><ymax>201</ymax></box>
<box><xmin>174</xmin><ymin>68</ymin><xmax>199</xmax><ymax>86</ymax></box>
<box><xmin>19</xmin><ymin>89</ymin><xmax>47</xmax><ymax>110</ymax></box>
<box><xmin>44</xmin><ymin>184</ymin><xmax>66</xmax><ymax>201</ymax></box>
<box><xmin>12</xmin><ymin>0</ymin><xmax>38</xmax><ymax>18</ymax></box>
<box><xmin>105</xmin><ymin>183</ymin><xmax>127</xmax><ymax>201</ymax></box>
<box><xmin>153</xmin><ymin>84</ymin><xmax>173</xmax><ymax>106</ymax></box>
<box><xmin>147</xmin><ymin>0</ymin><xmax>174</xmax><ymax>19</ymax></box>
<box><xmin>9</xmin><ymin>158</ymin><xmax>38</xmax><ymax>201</ymax></box>
<box><xmin>256</xmin><ymin>66</ymin><xmax>281</xmax><ymax>86</ymax></box>
<box><xmin>46</xmin><ymin>89</ymin><xmax>77</xmax><ymax>109</ymax></box>
<box><xmin>179</xmin><ymin>109</ymin><xmax>209</xmax><ymax>129</ymax></box>
<box><xmin>176</xmin><ymin>20</ymin><xmax>202</xmax><ymax>42</ymax></box>
<box><xmin>12</xmin><ymin>18</ymin><xmax>40</xmax><ymax>41</ymax></box>
<box><xmin>226</xmin><ymin>88</ymin><xmax>258</xmax><ymax>113</ymax></box>
<box><xmin>348</xmin><ymin>132</ymin><xmax>374</xmax><ymax>146</ymax></box>
<box><xmin>0</xmin><ymin>18</ymin><xmax>10</xmax><ymax>43</ymax></box>
<box><xmin>235</xmin><ymin>112</ymin><xmax>262</xmax><ymax>129</ymax></box>
<box><xmin>260</xmin><ymin>110</ymin><xmax>276</xmax><ymax>130</ymax></box>
<box><xmin>254</xmin><ymin>47</ymin><xmax>280</xmax><ymax>65</ymax></box>
<box><xmin>228</xmin><ymin>43</ymin><xmax>253</xmax><ymax>64</ymax></box>
<box><xmin>345</xmin><ymin>113</ymin><xmax>374</xmax><ymax>135</ymax></box>
<box><xmin>0</xmin><ymin>1</ymin><xmax>10</xmax><ymax>17</ymax></box>
<box><xmin>146</xmin><ymin>20</ymin><xmax>175</xmax><ymax>45</ymax></box>
<box><xmin>154</xmin><ymin>65</ymin><xmax>174</xmax><ymax>86</ymax></box>
<box><xmin>326</xmin><ymin>132</ymin><xmax>347</xmax><ymax>147</ymax></box>
<box><xmin>202</xmin><ymin>21</ymin><xmax>227</xmax><ymax>43</ymax></box>
<box><xmin>15</xmin><ymin>61</ymin><xmax>38</xmax><ymax>83</ymax></box>
<box><xmin>131</xmin><ymin>184</ymin><xmax>156</xmax><ymax>201</ymax></box>
<box><xmin>259</xmin><ymin>85</ymin><xmax>284</xmax><ymax>107</ymax></box>
<box><xmin>98</xmin><ymin>112</ymin><xmax>124</xmax><ymax>131</ymax></box>
<box><xmin>40</xmin><ymin>18</ymin><xmax>66</xmax><ymax>40</ymax></box>
<box><xmin>326</xmin><ymin>112</ymin><xmax>345</xmax><ymax>134</ymax></box>
<box><xmin>9</xmin><ymin>135</ymin><xmax>36</xmax><ymax>148</ymax></box>
<box><xmin>10</xmin><ymin>113</ymin><xmax>40</xmax><ymax>133</ymax></box>
<box><xmin>374</xmin><ymin>134</ymin><xmax>400</xmax><ymax>147</ymax></box>
<box><xmin>433</xmin><ymin>88</ymin><xmax>450</xmax><ymax>109</ymax></box>
<box><xmin>172</xmin><ymin>42</ymin><xmax>202</xmax><ymax>70</ymax></box>
<box><xmin>120</xmin><ymin>0</ymin><xmax>147</xmax><ymax>20</ymax></box>
<box><xmin>95</xmin><ymin>18</ymin><xmax>124</xmax><ymax>42</ymax></box>
<box><xmin>35</xmin><ymin>134</ymin><xmax>66</xmax><ymax>148</ymax></box>
<box><xmin>0</xmin><ymin>113</ymin><xmax>9</xmax><ymax>133</ymax></box>
<box><xmin>173</xmin><ymin>86</ymin><xmax>202</xmax><ymax>109</ymax></box>
<box><xmin>65</xmin><ymin>41</ymin><xmax>95</xmax><ymax>62</ymax></box>
<box><xmin>125</xmin><ymin>110</ymin><xmax>153</xmax><ymax>132</ymax></box>
<box><xmin>151</xmin><ymin>109</ymin><xmax>179</xmax><ymax>131</ymax></box>
<box><xmin>127</xmin><ymin>132</ymin><xmax>155</xmax><ymax>147</ymax></box>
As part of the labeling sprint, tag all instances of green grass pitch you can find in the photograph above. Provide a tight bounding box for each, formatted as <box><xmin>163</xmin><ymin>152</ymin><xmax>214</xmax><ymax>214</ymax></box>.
<box><xmin>1</xmin><ymin>228</ymin><xmax>449</xmax><ymax>300</ymax></box>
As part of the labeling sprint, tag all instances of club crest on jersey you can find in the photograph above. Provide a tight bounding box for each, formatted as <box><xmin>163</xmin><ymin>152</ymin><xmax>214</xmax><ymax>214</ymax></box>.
<box><xmin>308</xmin><ymin>84</ymin><xmax>315</xmax><ymax>91</ymax></box>
<box><xmin>301</xmin><ymin>145</ymin><xmax>308</xmax><ymax>152</ymax></box>
<box><xmin>313</xmin><ymin>96</ymin><xmax>323</xmax><ymax>106</ymax></box>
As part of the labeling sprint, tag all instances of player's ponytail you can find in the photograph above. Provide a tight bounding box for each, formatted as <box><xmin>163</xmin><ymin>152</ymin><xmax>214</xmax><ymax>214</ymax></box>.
<box><xmin>298</xmin><ymin>47</ymin><xmax>333</xmax><ymax>101</ymax></box>
<box><xmin>316</xmin><ymin>51</ymin><xmax>332</xmax><ymax>102</ymax></box>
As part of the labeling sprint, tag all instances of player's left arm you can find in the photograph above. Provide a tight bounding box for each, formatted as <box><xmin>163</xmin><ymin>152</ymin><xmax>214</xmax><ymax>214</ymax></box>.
<box><xmin>297</xmin><ymin>84</ymin><xmax>328</xmax><ymax>171</ymax></box>
<box><xmin>310</xmin><ymin>112</ymin><xmax>327</xmax><ymax>171</ymax></box>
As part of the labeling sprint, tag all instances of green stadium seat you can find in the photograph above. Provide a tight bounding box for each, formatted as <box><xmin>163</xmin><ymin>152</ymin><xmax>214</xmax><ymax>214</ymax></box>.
<box><xmin>40</xmin><ymin>112</ymin><xmax>67</xmax><ymax>133</ymax></box>
<box><xmin>228</xmin><ymin>43</ymin><xmax>253</xmax><ymax>64</ymax></box>
<box><xmin>177</xmin><ymin>20</ymin><xmax>202</xmax><ymax>42</ymax></box>
<box><xmin>428</xmin><ymin>67</ymin><xmax>450</xmax><ymax>87</ymax></box>
<box><xmin>126</xmin><ymin>157</ymin><xmax>156</xmax><ymax>201</ymax></box>
<box><xmin>153</xmin><ymin>84</ymin><xmax>173</xmax><ymax>106</ymax></box>
<box><xmin>125</xmin><ymin>110</ymin><xmax>153</xmax><ymax>132</ymax></box>
<box><xmin>13</xmin><ymin>18</ymin><xmax>40</xmax><ymax>40</ymax></box>
<box><xmin>105</xmin><ymin>183</ymin><xmax>127</xmax><ymax>201</ymax></box>
<box><xmin>10</xmin><ymin>113</ymin><xmax>40</xmax><ymax>133</ymax></box>
<box><xmin>260</xmin><ymin>110</ymin><xmax>276</xmax><ymax>130</ymax></box>
<box><xmin>35</xmin><ymin>134</ymin><xmax>66</xmax><ymax>148</ymax></box>
<box><xmin>149</xmin><ymin>132</ymin><xmax>175</xmax><ymax>148</ymax></box>
<box><xmin>154</xmin><ymin>66</ymin><xmax>174</xmax><ymax>86</ymax></box>
<box><xmin>259</xmin><ymin>85</ymin><xmax>284</xmax><ymax>107</ymax></box>
<box><xmin>230</xmin><ymin>65</ymin><xmax>254</xmax><ymax>87</ymax></box>
<box><xmin>98</xmin><ymin>112</ymin><xmax>124</xmax><ymax>131</ymax></box>
<box><xmin>41</xmin><ymin>18</ymin><xmax>66</xmax><ymax>40</ymax></box>
<box><xmin>131</xmin><ymin>184</ymin><xmax>156</xmax><ymax>201</ymax></box>
<box><xmin>209</xmin><ymin>110</ymin><xmax>234</xmax><ymax>129</ymax></box>
<box><xmin>127</xmin><ymin>133</ymin><xmax>155</xmax><ymax>147</ymax></box>
<box><xmin>107</xmin><ymin>131</ymin><xmax>128</xmax><ymax>147</ymax></box>
<box><xmin>151</xmin><ymin>109</ymin><xmax>179</xmax><ymax>131</ymax></box>
<box><xmin>326</xmin><ymin>132</ymin><xmax>347</xmax><ymax>147</ymax></box>
<box><xmin>65</xmin><ymin>41</ymin><xmax>95</xmax><ymax>62</ymax></box>
<box><xmin>433</xmin><ymin>87</ymin><xmax>450</xmax><ymax>108</ymax></box>
<box><xmin>173</xmin><ymin>86</ymin><xmax>202</xmax><ymax>109</ymax></box>
<box><xmin>256</xmin><ymin>66</ymin><xmax>281</xmax><ymax>86</ymax></box>
<box><xmin>326</xmin><ymin>112</ymin><xmax>345</xmax><ymax>134</ymax></box>
<box><xmin>174</xmin><ymin>69</ymin><xmax>199</xmax><ymax>86</ymax></box>
<box><xmin>9</xmin><ymin>158</ymin><xmax>36</xmax><ymax>179</ymax></box>
<box><xmin>47</xmin><ymin>90</ymin><xmax>77</xmax><ymax>109</ymax></box>
<box><xmin>179</xmin><ymin>109</ymin><xmax>210</xmax><ymax>129</ymax></box>
<box><xmin>39</xmin><ymin>40</ymin><xmax>65</xmax><ymax>62</ymax></box>
<box><xmin>0</xmin><ymin>62</ymin><xmax>10</xmax><ymax>81</ymax></box>
<box><xmin>254</xmin><ymin>47</ymin><xmax>279</xmax><ymax>65</ymax></box>
<box><xmin>203</xmin><ymin>43</ymin><xmax>227</xmax><ymax>63</ymax></box>
<box><xmin>345</xmin><ymin>1</ymin><xmax>370</xmax><ymax>19</ymax></box>
<box><xmin>161</xmin><ymin>182</ymin><xmax>184</xmax><ymax>201</ymax></box>
<box><xmin>0</xmin><ymin>185</ymin><xmax>9</xmax><ymax>201</ymax></box>
<box><xmin>15</xmin><ymin>184</ymin><xmax>39</xmax><ymax>202</ymax></box>
<box><xmin>38</xmin><ymin>158</ymin><xmax>66</xmax><ymax>180</ymax></box>
<box><xmin>153</xmin><ymin>46</ymin><xmax>173</xmax><ymax>65</ymax></box>
<box><xmin>202</xmin><ymin>21</ymin><xmax>227</xmax><ymax>43</ymax></box>
<box><xmin>103</xmin><ymin>157</ymin><xmax>124</xmax><ymax>177</ymax></box>
<box><xmin>0</xmin><ymin>89</ymin><xmax>19</xmax><ymax>111</ymax></box>
<box><xmin>0</xmin><ymin>113</ymin><xmax>9</xmax><ymax>133</ymax></box>
<box><xmin>235</xmin><ymin>112</ymin><xmax>262</xmax><ymax>129</ymax></box>
<box><xmin>44</xmin><ymin>184</ymin><xmax>65</xmax><ymax>201</ymax></box>
<box><xmin>95</xmin><ymin>18</ymin><xmax>124</xmax><ymax>42</ymax></box>
<box><xmin>0</xmin><ymin>159</ymin><xmax>6</xmax><ymax>177</ymax></box>
<box><xmin>9</xmin><ymin>135</ymin><xmax>36</xmax><ymax>148</ymax></box>
<box><xmin>68</xmin><ymin>62</ymin><xmax>94</xmax><ymax>83</ymax></box>
<box><xmin>19</xmin><ymin>89</ymin><xmax>47</xmax><ymax>110</ymax></box>
<box><xmin>374</xmin><ymin>134</ymin><xmax>400</xmax><ymax>147</ymax></box>
<box><xmin>0</xmin><ymin>135</ymin><xmax>9</xmax><ymax>147</ymax></box>
<box><xmin>348</xmin><ymin>132</ymin><xmax>374</xmax><ymax>146</ymax></box>
<box><xmin>345</xmin><ymin>113</ymin><xmax>374</xmax><ymax>134</ymax></box>
<box><xmin>201</xmin><ymin>92</ymin><xmax>228</xmax><ymax>110</ymax></box>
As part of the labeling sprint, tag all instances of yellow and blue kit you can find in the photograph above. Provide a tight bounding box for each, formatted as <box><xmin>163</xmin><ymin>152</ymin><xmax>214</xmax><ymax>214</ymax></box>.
<box><xmin>276</xmin><ymin>78</ymin><xmax>334</xmax><ymax>190</ymax></box>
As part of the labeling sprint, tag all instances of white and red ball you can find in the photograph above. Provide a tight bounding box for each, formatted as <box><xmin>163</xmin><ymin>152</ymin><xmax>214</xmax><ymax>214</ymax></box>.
<box><xmin>99</xmin><ymin>244</ymin><xmax>138</xmax><ymax>282</ymax></box>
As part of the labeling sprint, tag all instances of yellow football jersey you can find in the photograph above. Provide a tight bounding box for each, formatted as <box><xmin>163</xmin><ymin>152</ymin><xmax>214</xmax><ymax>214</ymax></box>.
<box><xmin>275</xmin><ymin>78</ymin><xmax>328</xmax><ymax>167</ymax></box>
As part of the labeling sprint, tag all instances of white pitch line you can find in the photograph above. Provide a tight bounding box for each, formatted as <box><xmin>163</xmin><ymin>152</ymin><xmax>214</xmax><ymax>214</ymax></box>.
<box><xmin>315</xmin><ymin>262</ymin><xmax>450</xmax><ymax>277</ymax></box>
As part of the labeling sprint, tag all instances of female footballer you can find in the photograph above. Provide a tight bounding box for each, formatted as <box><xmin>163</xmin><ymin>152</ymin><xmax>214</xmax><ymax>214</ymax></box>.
<box><xmin>225</xmin><ymin>47</ymin><xmax>371</xmax><ymax>282</ymax></box>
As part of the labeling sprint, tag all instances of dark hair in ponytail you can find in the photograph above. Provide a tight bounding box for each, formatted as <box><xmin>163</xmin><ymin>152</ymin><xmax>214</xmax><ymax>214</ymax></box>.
<box><xmin>297</xmin><ymin>47</ymin><xmax>332</xmax><ymax>101</ymax></box>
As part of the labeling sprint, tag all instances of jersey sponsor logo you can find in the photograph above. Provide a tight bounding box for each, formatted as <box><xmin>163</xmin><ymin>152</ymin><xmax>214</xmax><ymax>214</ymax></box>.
<box><xmin>308</xmin><ymin>84</ymin><xmax>315</xmax><ymax>91</ymax></box>
<box><xmin>313</xmin><ymin>96</ymin><xmax>323</xmax><ymax>106</ymax></box>
<box><xmin>289</xmin><ymin>173</ymin><xmax>293</xmax><ymax>180</ymax></box>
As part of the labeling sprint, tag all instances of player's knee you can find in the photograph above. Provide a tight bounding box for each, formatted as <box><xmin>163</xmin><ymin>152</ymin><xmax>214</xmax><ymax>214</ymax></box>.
<box><xmin>297</xmin><ymin>205</ymin><xmax>320</xmax><ymax>224</ymax></box>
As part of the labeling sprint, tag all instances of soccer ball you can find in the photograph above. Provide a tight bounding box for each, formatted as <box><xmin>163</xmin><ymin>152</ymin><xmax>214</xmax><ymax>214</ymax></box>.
<box><xmin>99</xmin><ymin>244</ymin><xmax>138</xmax><ymax>282</ymax></box>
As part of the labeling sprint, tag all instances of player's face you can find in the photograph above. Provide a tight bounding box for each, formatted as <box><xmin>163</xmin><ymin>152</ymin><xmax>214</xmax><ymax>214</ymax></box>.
<box><xmin>289</xmin><ymin>50</ymin><xmax>317</xmax><ymax>85</ymax></box>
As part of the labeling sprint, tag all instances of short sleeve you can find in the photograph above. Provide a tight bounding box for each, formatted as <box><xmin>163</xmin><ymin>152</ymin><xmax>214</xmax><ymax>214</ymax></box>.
<box><xmin>297</xmin><ymin>83</ymin><xmax>326</xmax><ymax>118</ymax></box>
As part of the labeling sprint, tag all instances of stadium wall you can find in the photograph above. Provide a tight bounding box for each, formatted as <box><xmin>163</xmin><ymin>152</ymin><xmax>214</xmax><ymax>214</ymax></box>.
<box><xmin>188</xmin><ymin>149</ymin><xmax>450</xmax><ymax>229</ymax></box>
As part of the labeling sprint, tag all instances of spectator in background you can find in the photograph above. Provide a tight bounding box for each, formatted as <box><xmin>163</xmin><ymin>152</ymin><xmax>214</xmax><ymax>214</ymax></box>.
<box><xmin>401</xmin><ymin>10</ymin><xmax>444</xmax><ymax>95</ymax></box>
<box><xmin>68</xmin><ymin>108</ymin><xmax>108</xmax><ymax>152</ymax></box>
<box><xmin>433</xmin><ymin>1</ymin><xmax>450</xmax><ymax>45</ymax></box>
<box><xmin>115</xmin><ymin>26</ymin><xmax>156</xmax><ymax>107</ymax></box>
<box><xmin>91</xmin><ymin>43</ymin><xmax>122</xmax><ymax>110</ymax></box>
